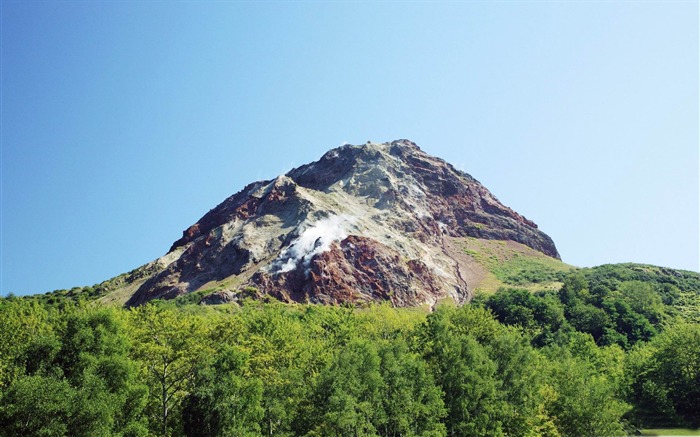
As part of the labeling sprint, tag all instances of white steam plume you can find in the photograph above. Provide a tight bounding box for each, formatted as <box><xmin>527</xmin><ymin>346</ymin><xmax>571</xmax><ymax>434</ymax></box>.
<box><xmin>270</xmin><ymin>214</ymin><xmax>355</xmax><ymax>276</ymax></box>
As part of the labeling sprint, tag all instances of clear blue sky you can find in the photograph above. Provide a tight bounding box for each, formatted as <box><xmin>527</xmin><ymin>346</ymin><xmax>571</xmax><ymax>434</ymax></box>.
<box><xmin>2</xmin><ymin>1</ymin><xmax>698</xmax><ymax>295</ymax></box>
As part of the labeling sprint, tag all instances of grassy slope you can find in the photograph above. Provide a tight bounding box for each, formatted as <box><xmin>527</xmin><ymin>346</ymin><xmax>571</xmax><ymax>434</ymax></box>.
<box><xmin>459</xmin><ymin>239</ymin><xmax>700</xmax><ymax>314</ymax></box>
<box><xmin>458</xmin><ymin>237</ymin><xmax>575</xmax><ymax>294</ymax></box>
<box><xmin>580</xmin><ymin>263</ymin><xmax>700</xmax><ymax>323</ymax></box>
<box><xmin>17</xmin><ymin>237</ymin><xmax>699</xmax><ymax>313</ymax></box>
<box><xmin>641</xmin><ymin>429</ymin><xmax>700</xmax><ymax>436</ymax></box>
<box><xmin>19</xmin><ymin>263</ymin><xmax>159</xmax><ymax>308</ymax></box>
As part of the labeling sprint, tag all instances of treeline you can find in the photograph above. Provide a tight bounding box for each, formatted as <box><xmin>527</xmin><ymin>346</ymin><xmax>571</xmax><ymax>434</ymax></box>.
<box><xmin>477</xmin><ymin>271</ymin><xmax>700</xmax><ymax>429</ymax></box>
<box><xmin>1</xmin><ymin>270</ymin><xmax>699</xmax><ymax>436</ymax></box>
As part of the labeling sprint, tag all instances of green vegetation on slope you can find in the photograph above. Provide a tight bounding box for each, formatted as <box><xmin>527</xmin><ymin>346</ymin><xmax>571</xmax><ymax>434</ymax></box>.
<box><xmin>640</xmin><ymin>429</ymin><xmax>700</xmax><ymax>436</ymax></box>
<box><xmin>581</xmin><ymin>263</ymin><xmax>700</xmax><ymax>323</ymax></box>
<box><xmin>2</xmin><ymin>266</ymin><xmax>700</xmax><ymax>437</ymax></box>
<box><xmin>461</xmin><ymin>237</ymin><xmax>574</xmax><ymax>293</ymax></box>
<box><xmin>12</xmin><ymin>262</ymin><xmax>161</xmax><ymax>309</ymax></box>
<box><xmin>3</xmin><ymin>245</ymin><xmax>699</xmax><ymax>436</ymax></box>
<box><xmin>475</xmin><ymin>265</ymin><xmax>700</xmax><ymax>430</ymax></box>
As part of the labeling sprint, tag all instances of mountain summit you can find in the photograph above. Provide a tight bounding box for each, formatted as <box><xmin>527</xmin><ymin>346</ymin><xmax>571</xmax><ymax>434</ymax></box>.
<box><xmin>125</xmin><ymin>140</ymin><xmax>559</xmax><ymax>307</ymax></box>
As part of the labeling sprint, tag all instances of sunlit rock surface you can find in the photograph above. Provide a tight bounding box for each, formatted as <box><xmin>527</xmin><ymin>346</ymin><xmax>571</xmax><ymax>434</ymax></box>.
<box><xmin>126</xmin><ymin>140</ymin><xmax>559</xmax><ymax>307</ymax></box>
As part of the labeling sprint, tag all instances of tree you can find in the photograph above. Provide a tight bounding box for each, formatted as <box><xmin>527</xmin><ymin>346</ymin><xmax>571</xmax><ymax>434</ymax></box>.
<box><xmin>543</xmin><ymin>344</ymin><xmax>630</xmax><ymax>437</ymax></box>
<box><xmin>418</xmin><ymin>306</ymin><xmax>504</xmax><ymax>437</ymax></box>
<box><xmin>625</xmin><ymin>342</ymin><xmax>679</xmax><ymax>427</ymax></box>
<box><xmin>600</xmin><ymin>298</ymin><xmax>656</xmax><ymax>347</ymax></box>
<box><xmin>617</xmin><ymin>281</ymin><xmax>664</xmax><ymax>324</ymax></box>
<box><xmin>0</xmin><ymin>306</ymin><xmax>148</xmax><ymax>437</ymax></box>
<box><xmin>566</xmin><ymin>301</ymin><xmax>612</xmax><ymax>343</ymax></box>
<box><xmin>487</xmin><ymin>330</ymin><xmax>548</xmax><ymax>436</ymax></box>
<box><xmin>482</xmin><ymin>288</ymin><xmax>567</xmax><ymax>346</ymax></box>
<box><xmin>311</xmin><ymin>339</ymin><xmax>386</xmax><ymax>436</ymax></box>
<box><xmin>221</xmin><ymin>302</ymin><xmax>337</xmax><ymax>436</ymax></box>
<box><xmin>0</xmin><ymin>299</ymin><xmax>51</xmax><ymax>388</ymax></box>
<box><xmin>129</xmin><ymin>304</ymin><xmax>210</xmax><ymax>436</ymax></box>
<box><xmin>644</xmin><ymin>323</ymin><xmax>700</xmax><ymax>426</ymax></box>
<box><xmin>558</xmin><ymin>272</ymin><xmax>590</xmax><ymax>306</ymax></box>
<box><xmin>0</xmin><ymin>375</ymin><xmax>74</xmax><ymax>437</ymax></box>
<box><xmin>61</xmin><ymin>308</ymin><xmax>149</xmax><ymax>436</ymax></box>
<box><xmin>182</xmin><ymin>345</ymin><xmax>263</xmax><ymax>437</ymax></box>
<box><xmin>377</xmin><ymin>339</ymin><xmax>446</xmax><ymax>436</ymax></box>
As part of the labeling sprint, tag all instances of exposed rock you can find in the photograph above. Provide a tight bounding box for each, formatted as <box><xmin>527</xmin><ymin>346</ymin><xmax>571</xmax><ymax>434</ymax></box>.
<box><xmin>125</xmin><ymin>139</ymin><xmax>560</xmax><ymax>307</ymax></box>
<box><xmin>200</xmin><ymin>290</ymin><xmax>238</xmax><ymax>305</ymax></box>
<box><xmin>251</xmin><ymin>236</ymin><xmax>447</xmax><ymax>307</ymax></box>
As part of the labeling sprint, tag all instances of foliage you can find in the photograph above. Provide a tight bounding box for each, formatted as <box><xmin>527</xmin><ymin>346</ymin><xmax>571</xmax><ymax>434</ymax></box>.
<box><xmin>582</xmin><ymin>264</ymin><xmax>700</xmax><ymax>323</ymax></box>
<box><xmin>0</xmin><ymin>304</ymin><xmax>148</xmax><ymax>436</ymax></box>
<box><xmin>461</xmin><ymin>237</ymin><xmax>573</xmax><ymax>291</ymax></box>
<box><xmin>542</xmin><ymin>350</ymin><xmax>630</xmax><ymax>437</ymax></box>
<box><xmin>182</xmin><ymin>345</ymin><xmax>264</xmax><ymax>437</ymax></box>
<box><xmin>129</xmin><ymin>304</ymin><xmax>211</xmax><ymax>436</ymax></box>
<box><xmin>478</xmin><ymin>287</ymin><xmax>567</xmax><ymax>346</ymax></box>
<box><xmin>1</xmin><ymin>271</ymin><xmax>699</xmax><ymax>436</ymax></box>
<box><xmin>627</xmin><ymin>323</ymin><xmax>700</xmax><ymax>428</ymax></box>
<box><xmin>476</xmin><ymin>264</ymin><xmax>700</xmax><ymax>431</ymax></box>
<box><xmin>0</xmin><ymin>298</ymin><xmax>52</xmax><ymax>388</ymax></box>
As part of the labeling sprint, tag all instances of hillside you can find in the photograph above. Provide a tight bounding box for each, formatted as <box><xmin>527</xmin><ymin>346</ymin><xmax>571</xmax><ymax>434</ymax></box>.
<box><xmin>5</xmin><ymin>138</ymin><xmax>700</xmax><ymax>436</ymax></box>
<box><xmin>16</xmin><ymin>135</ymin><xmax>697</xmax><ymax>318</ymax></box>
<box><xmin>4</xmin><ymin>273</ymin><xmax>699</xmax><ymax>435</ymax></box>
<box><xmin>39</xmin><ymin>140</ymin><xmax>562</xmax><ymax>308</ymax></box>
<box><xmin>458</xmin><ymin>237</ymin><xmax>575</xmax><ymax>293</ymax></box>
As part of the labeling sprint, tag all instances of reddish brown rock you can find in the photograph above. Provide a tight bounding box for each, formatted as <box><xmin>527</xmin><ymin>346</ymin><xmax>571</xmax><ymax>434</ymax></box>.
<box><xmin>249</xmin><ymin>236</ymin><xmax>444</xmax><ymax>307</ymax></box>
<box><xmin>126</xmin><ymin>140</ymin><xmax>560</xmax><ymax>307</ymax></box>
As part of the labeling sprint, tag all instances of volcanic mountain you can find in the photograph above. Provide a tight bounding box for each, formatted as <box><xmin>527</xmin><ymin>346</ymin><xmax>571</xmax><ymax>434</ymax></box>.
<box><xmin>122</xmin><ymin>140</ymin><xmax>560</xmax><ymax>307</ymax></box>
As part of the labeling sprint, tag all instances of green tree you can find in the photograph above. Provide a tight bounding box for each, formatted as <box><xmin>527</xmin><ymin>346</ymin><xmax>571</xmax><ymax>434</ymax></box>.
<box><xmin>0</xmin><ymin>299</ymin><xmax>51</xmax><ymax>388</ymax></box>
<box><xmin>482</xmin><ymin>288</ymin><xmax>567</xmax><ymax>345</ymax></box>
<box><xmin>0</xmin><ymin>375</ymin><xmax>74</xmax><ymax>437</ymax></box>
<box><xmin>182</xmin><ymin>345</ymin><xmax>264</xmax><ymax>437</ymax></box>
<box><xmin>558</xmin><ymin>272</ymin><xmax>590</xmax><ymax>306</ymax></box>
<box><xmin>543</xmin><ymin>343</ymin><xmax>630</xmax><ymax>437</ymax></box>
<box><xmin>222</xmin><ymin>302</ymin><xmax>336</xmax><ymax>436</ymax></box>
<box><xmin>625</xmin><ymin>342</ymin><xmax>679</xmax><ymax>427</ymax></box>
<box><xmin>130</xmin><ymin>304</ymin><xmax>210</xmax><ymax>436</ymax></box>
<box><xmin>618</xmin><ymin>281</ymin><xmax>665</xmax><ymax>324</ymax></box>
<box><xmin>60</xmin><ymin>308</ymin><xmax>148</xmax><ymax>436</ymax></box>
<box><xmin>377</xmin><ymin>339</ymin><xmax>446</xmax><ymax>436</ymax></box>
<box><xmin>566</xmin><ymin>301</ymin><xmax>612</xmax><ymax>342</ymax></box>
<box><xmin>311</xmin><ymin>339</ymin><xmax>386</xmax><ymax>436</ymax></box>
<box><xmin>644</xmin><ymin>323</ymin><xmax>700</xmax><ymax>426</ymax></box>
<box><xmin>0</xmin><ymin>307</ymin><xmax>148</xmax><ymax>437</ymax></box>
<box><xmin>487</xmin><ymin>330</ymin><xmax>548</xmax><ymax>436</ymax></box>
<box><xmin>418</xmin><ymin>306</ymin><xmax>504</xmax><ymax>437</ymax></box>
<box><xmin>600</xmin><ymin>298</ymin><xmax>656</xmax><ymax>347</ymax></box>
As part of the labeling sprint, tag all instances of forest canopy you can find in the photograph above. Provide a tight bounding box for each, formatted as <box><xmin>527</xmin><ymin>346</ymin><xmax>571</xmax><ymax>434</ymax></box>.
<box><xmin>1</xmin><ymin>265</ymin><xmax>699</xmax><ymax>437</ymax></box>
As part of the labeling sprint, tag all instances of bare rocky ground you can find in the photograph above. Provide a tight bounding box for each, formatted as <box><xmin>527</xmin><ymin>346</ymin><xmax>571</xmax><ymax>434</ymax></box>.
<box><xmin>117</xmin><ymin>140</ymin><xmax>560</xmax><ymax>307</ymax></box>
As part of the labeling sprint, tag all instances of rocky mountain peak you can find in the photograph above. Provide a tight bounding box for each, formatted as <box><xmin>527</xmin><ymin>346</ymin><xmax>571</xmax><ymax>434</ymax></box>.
<box><xmin>126</xmin><ymin>140</ymin><xmax>559</xmax><ymax>307</ymax></box>
<box><xmin>288</xmin><ymin>139</ymin><xmax>458</xmax><ymax>194</ymax></box>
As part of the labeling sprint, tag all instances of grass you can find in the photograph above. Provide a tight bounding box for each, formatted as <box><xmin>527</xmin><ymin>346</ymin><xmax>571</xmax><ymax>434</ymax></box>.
<box><xmin>640</xmin><ymin>429</ymin><xmax>700</xmax><ymax>436</ymax></box>
<box><xmin>461</xmin><ymin>237</ymin><xmax>574</xmax><ymax>293</ymax></box>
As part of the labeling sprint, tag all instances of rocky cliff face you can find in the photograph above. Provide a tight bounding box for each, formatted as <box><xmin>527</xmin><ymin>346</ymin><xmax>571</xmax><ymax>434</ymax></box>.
<box><xmin>125</xmin><ymin>140</ymin><xmax>559</xmax><ymax>307</ymax></box>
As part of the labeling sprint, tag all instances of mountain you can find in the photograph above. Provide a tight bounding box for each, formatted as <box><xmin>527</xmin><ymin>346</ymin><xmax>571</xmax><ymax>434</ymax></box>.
<box><xmin>11</xmin><ymin>141</ymin><xmax>700</xmax><ymax>437</ymax></box>
<box><xmin>117</xmin><ymin>140</ymin><xmax>560</xmax><ymax>307</ymax></box>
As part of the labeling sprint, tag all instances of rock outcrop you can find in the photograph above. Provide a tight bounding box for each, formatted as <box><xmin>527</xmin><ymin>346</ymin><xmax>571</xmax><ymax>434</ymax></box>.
<box><xmin>125</xmin><ymin>140</ymin><xmax>559</xmax><ymax>307</ymax></box>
